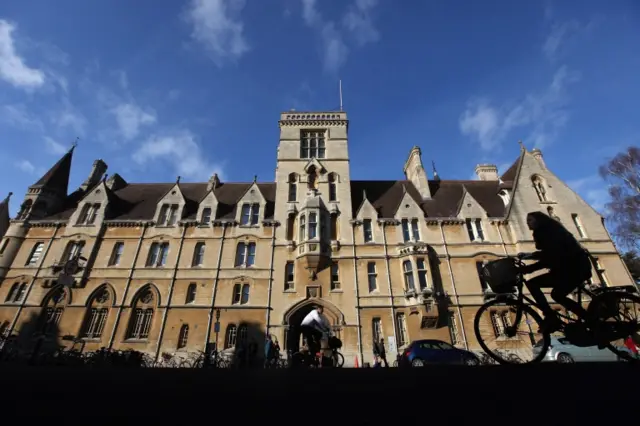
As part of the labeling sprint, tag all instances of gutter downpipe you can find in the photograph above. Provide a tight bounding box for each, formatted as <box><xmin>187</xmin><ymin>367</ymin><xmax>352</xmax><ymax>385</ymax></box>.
<box><xmin>350</xmin><ymin>221</ymin><xmax>364</xmax><ymax>366</ymax></box>
<box><xmin>154</xmin><ymin>223</ymin><xmax>188</xmax><ymax>362</ymax></box>
<box><xmin>7</xmin><ymin>223</ymin><xmax>62</xmax><ymax>338</ymax></box>
<box><xmin>380</xmin><ymin>220</ymin><xmax>399</xmax><ymax>356</ymax></box>
<box><xmin>107</xmin><ymin>222</ymin><xmax>149</xmax><ymax>351</ymax></box>
<box><xmin>439</xmin><ymin>221</ymin><xmax>468</xmax><ymax>350</ymax></box>
<box><xmin>265</xmin><ymin>221</ymin><xmax>278</xmax><ymax>335</ymax></box>
<box><xmin>204</xmin><ymin>221</ymin><xmax>229</xmax><ymax>351</ymax></box>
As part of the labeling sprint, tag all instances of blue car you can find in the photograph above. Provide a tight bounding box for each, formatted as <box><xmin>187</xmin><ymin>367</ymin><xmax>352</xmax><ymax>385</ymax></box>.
<box><xmin>399</xmin><ymin>339</ymin><xmax>480</xmax><ymax>367</ymax></box>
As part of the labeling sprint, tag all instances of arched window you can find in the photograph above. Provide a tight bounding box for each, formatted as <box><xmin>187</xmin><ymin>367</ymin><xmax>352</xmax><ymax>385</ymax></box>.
<box><xmin>185</xmin><ymin>283</ymin><xmax>197</xmax><ymax>304</ymax></box>
<box><xmin>192</xmin><ymin>242</ymin><xmax>205</xmax><ymax>266</ymax></box>
<box><xmin>328</xmin><ymin>173</ymin><xmax>337</xmax><ymax>201</ymax></box>
<box><xmin>238</xmin><ymin>324</ymin><xmax>248</xmax><ymax>344</ymax></box>
<box><xmin>81</xmin><ymin>286</ymin><xmax>111</xmax><ymax>339</ymax></box>
<box><xmin>126</xmin><ymin>286</ymin><xmax>156</xmax><ymax>340</ymax></box>
<box><xmin>40</xmin><ymin>286</ymin><xmax>67</xmax><ymax>336</ymax></box>
<box><xmin>178</xmin><ymin>324</ymin><xmax>189</xmax><ymax>349</ymax></box>
<box><xmin>232</xmin><ymin>283</ymin><xmax>250</xmax><ymax>305</ymax></box>
<box><xmin>531</xmin><ymin>175</ymin><xmax>548</xmax><ymax>202</ymax></box>
<box><xmin>498</xmin><ymin>190</ymin><xmax>510</xmax><ymax>206</ymax></box>
<box><xmin>403</xmin><ymin>261</ymin><xmax>415</xmax><ymax>291</ymax></box>
<box><xmin>299</xmin><ymin>214</ymin><xmax>306</xmax><ymax>241</ymax></box>
<box><xmin>225</xmin><ymin>324</ymin><xmax>237</xmax><ymax>349</ymax></box>
<box><xmin>288</xmin><ymin>173</ymin><xmax>298</xmax><ymax>202</ymax></box>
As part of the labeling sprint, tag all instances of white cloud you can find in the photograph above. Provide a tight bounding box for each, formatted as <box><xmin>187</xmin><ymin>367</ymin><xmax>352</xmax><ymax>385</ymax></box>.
<box><xmin>300</xmin><ymin>0</ymin><xmax>379</xmax><ymax>73</ymax></box>
<box><xmin>52</xmin><ymin>99</ymin><xmax>87</xmax><ymax>137</ymax></box>
<box><xmin>343</xmin><ymin>0</ymin><xmax>380</xmax><ymax>46</ymax></box>
<box><xmin>133</xmin><ymin>130</ymin><xmax>224</xmax><ymax>181</ymax></box>
<box><xmin>15</xmin><ymin>159</ymin><xmax>36</xmax><ymax>175</ymax></box>
<box><xmin>0</xmin><ymin>20</ymin><xmax>45</xmax><ymax>90</ymax></box>
<box><xmin>184</xmin><ymin>0</ymin><xmax>249</xmax><ymax>66</ymax></box>
<box><xmin>1</xmin><ymin>104</ymin><xmax>44</xmax><ymax>130</ymax></box>
<box><xmin>459</xmin><ymin>66</ymin><xmax>579</xmax><ymax>151</ymax></box>
<box><xmin>44</xmin><ymin>136</ymin><xmax>68</xmax><ymax>155</ymax></box>
<box><xmin>543</xmin><ymin>20</ymin><xmax>582</xmax><ymax>60</ymax></box>
<box><xmin>111</xmin><ymin>103</ymin><xmax>157</xmax><ymax>141</ymax></box>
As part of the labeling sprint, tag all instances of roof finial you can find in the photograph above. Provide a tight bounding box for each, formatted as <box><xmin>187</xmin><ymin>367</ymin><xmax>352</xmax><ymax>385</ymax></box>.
<box><xmin>362</xmin><ymin>189</ymin><xmax>367</xmax><ymax>200</ymax></box>
<box><xmin>253</xmin><ymin>175</ymin><xmax>257</xmax><ymax>183</ymax></box>
<box><xmin>432</xmin><ymin>160</ymin><xmax>440</xmax><ymax>181</ymax></box>
<box><xmin>518</xmin><ymin>140</ymin><xmax>525</xmax><ymax>151</ymax></box>
<box><xmin>102</xmin><ymin>173</ymin><xmax>108</xmax><ymax>183</ymax></box>
<box><xmin>72</xmin><ymin>137</ymin><xmax>79</xmax><ymax>150</ymax></box>
<box><xmin>3</xmin><ymin>192</ymin><xmax>12</xmax><ymax>203</ymax></box>
<box><xmin>176</xmin><ymin>176</ymin><xmax>181</xmax><ymax>184</ymax></box>
<box><xmin>402</xmin><ymin>184</ymin><xmax>407</xmax><ymax>194</ymax></box>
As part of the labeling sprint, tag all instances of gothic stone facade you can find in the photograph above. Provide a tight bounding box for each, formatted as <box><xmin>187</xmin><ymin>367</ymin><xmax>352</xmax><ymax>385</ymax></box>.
<box><xmin>0</xmin><ymin>111</ymin><xmax>634</xmax><ymax>366</ymax></box>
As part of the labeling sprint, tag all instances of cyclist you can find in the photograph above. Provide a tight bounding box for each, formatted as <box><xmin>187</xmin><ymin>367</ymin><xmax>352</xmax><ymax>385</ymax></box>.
<box><xmin>520</xmin><ymin>211</ymin><xmax>593</xmax><ymax>333</ymax></box>
<box><xmin>300</xmin><ymin>305</ymin><xmax>332</xmax><ymax>361</ymax></box>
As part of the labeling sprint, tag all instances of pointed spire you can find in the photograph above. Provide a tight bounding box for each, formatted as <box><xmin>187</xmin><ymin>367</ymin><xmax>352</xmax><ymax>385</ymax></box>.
<box><xmin>30</xmin><ymin>143</ymin><xmax>75</xmax><ymax>195</ymax></box>
<box><xmin>432</xmin><ymin>161</ymin><xmax>440</xmax><ymax>181</ymax></box>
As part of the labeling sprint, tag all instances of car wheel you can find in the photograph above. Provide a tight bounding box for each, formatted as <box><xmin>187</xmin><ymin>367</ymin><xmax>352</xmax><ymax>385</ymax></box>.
<box><xmin>557</xmin><ymin>353</ymin><xmax>574</xmax><ymax>364</ymax></box>
<box><xmin>411</xmin><ymin>358</ymin><xmax>424</xmax><ymax>367</ymax></box>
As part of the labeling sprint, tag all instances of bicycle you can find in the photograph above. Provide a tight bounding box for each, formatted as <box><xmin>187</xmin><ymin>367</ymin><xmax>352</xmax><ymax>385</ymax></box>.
<box><xmin>291</xmin><ymin>334</ymin><xmax>345</xmax><ymax>368</ymax></box>
<box><xmin>473</xmin><ymin>252</ymin><xmax>640</xmax><ymax>365</ymax></box>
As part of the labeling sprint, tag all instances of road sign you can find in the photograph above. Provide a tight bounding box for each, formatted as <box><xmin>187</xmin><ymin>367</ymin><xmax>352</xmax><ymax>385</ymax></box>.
<box><xmin>214</xmin><ymin>322</ymin><xmax>220</xmax><ymax>333</ymax></box>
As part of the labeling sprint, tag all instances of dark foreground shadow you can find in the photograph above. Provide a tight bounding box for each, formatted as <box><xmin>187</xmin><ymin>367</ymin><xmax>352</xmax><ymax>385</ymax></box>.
<box><xmin>0</xmin><ymin>363</ymin><xmax>637</xmax><ymax>422</ymax></box>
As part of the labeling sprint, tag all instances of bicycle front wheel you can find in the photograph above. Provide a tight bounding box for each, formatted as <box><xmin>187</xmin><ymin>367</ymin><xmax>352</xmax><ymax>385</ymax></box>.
<box><xmin>332</xmin><ymin>352</ymin><xmax>344</xmax><ymax>368</ymax></box>
<box><xmin>474</xmin><ymin>298</ymin><xmax>549</xmax><ymax>365</ymax></box>
<box><xmin>588</xmin><ymin>291</ymin><xmax>640</xmax><ymax>363</ymax></box>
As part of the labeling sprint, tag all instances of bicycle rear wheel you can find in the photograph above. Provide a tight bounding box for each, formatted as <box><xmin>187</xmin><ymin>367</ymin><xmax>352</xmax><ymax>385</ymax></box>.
<box><xmin>332</xmin><ymin>351</ymin><xmax>344</xmax><ymax>367</ymax></box>
<box><xmin>587</xmin><ymin>291</ymin><xmax>640</xmax><ymax>363</ymax></box>
<box><xmin>474</xmin><ymin>298</ymin><xmax>549</xmax><ymax>364</ymax></box>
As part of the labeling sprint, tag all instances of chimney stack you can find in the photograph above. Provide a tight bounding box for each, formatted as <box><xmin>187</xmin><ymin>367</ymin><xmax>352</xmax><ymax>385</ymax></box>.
<box><xmin>80</xmin><ymin>159</ymin><xmax>108</xmax><ymax>191</ymax></box>
<box><xmin>475</xmin><ymin>164</ymin><xmax>498</xmax><ymax>181</ymax></box>
<box><xmin>207</xmin><ymin>173</ymin><xmax>221</xmax><ymax>192</ymax></box>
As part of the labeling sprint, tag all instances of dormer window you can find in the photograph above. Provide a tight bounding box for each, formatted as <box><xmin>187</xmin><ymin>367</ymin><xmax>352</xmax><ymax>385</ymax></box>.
<box><xmin>300</xmin><ymin>130</ymin><xmax>326</xmax><ymax>159</ymax></box>
<box><xmin>240</xmin><ymin>203</ymin><xmax>260</xmax><ymax>226</ymax></box>
<box><xmin>466</xmin><ymin>219</ymin><xmax>485</xmax><ymax>242</ymax></box>
<box><xmin>77</xmin><ymin>203</ymin><xmax>101</xmax><ymax>225</ymax></box>
<box><xmin>363</xmin><ymin>219</ymin><xmax>373</xmax><ymax>243</ymax></box>
<box><xmin>498</xmin><ymin>190</ymin><xmax>510</xmax><ymax>206</ymax></box>
<box><xmin>328</xmin><ymin>173</ymin><xmax>337</xmax><ymax>201</ymax></box>
<box><xmin>201</xmin><ymin>208</ymin><xmax>212</xmax><ymax>224</ymax></box>
<box><xmin>158</xmin><ymin>204</ymin><xmax>179</xmax><ymax>226</ymax></box>
<box><xmin>401</xmin><ymin>219</ymin><xmax>421</xmax><ymax>242</ymax></box>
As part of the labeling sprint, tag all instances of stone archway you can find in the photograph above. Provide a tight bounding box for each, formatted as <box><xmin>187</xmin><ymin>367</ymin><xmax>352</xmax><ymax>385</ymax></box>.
<box><xmin>282</xmin><ymin>298</ymin><xmax>345</xmax><ymax>353</ymax></box>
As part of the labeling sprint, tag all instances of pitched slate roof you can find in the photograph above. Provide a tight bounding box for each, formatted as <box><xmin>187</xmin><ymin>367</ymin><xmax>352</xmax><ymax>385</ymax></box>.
<box><xmin>351</xmin><ymin>179</ymin><xmax>507</xmax><ymax>219</ymax></box>
<box><xmin>31</xmin><ymin>146</ymin><xmax>74</xmax><ymax>195</ymax></box>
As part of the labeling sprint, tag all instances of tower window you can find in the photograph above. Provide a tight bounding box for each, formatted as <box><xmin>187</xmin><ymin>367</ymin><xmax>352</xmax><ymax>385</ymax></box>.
<box><xmin>300</xmin><ymin>130</ymin><xmax>326</xmax><ymax>159</ymax></box>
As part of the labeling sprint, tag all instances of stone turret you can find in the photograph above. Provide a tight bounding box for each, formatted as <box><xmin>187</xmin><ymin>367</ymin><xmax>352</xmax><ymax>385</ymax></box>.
<box><xmin>475</xmin><ymin>164</ymin><xmax>499</xmax><ymax>181</ymax></box>
<box><xmin>403</xmin><ymin>146</ymin><xmax>431</xmax><ymax>199</ymax></box>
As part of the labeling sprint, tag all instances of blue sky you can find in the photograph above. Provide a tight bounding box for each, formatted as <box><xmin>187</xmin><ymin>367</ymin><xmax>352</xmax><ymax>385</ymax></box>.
<box><xmin>0</xmin><ymin>0</ymin><xmax>639</xmax><ymax>217</ymax></box>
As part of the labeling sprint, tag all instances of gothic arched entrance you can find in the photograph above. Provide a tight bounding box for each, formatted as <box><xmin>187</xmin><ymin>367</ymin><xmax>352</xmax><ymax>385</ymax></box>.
<box><xmin>283</xmin><ymin>299</ymin><xmax>345</xmax><ymax>353</ymax></box>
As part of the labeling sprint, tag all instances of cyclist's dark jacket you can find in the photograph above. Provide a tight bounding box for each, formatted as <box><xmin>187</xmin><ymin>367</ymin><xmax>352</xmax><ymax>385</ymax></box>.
<box><xmin>524</xmin><ymin>212</ymin><xmax>592</xmax><ymax>279</ymax></box>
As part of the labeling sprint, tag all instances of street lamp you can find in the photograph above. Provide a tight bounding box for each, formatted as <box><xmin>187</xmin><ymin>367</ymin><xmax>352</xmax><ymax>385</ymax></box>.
<box><xmin>214</xmin><ymin>309</ymin><xmax>221</xmax><ymax>352</ymax></box>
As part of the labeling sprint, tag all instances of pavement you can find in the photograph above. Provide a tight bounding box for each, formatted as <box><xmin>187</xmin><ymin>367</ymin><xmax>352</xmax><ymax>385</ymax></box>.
<box><xmin>1</xmin><ymin>363</ymin><xmax>637</xmax><ymax>423</ymax></box>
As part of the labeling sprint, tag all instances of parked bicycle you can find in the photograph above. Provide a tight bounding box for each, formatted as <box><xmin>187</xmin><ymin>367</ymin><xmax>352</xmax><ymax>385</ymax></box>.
<box><xmin>474</xmin><ymin>253</ymin><xmax>640</xmax><ymax>364</ymax></box>
<box><xmin>290</xmin><ymin>335</ymin><xmax>344</xmax><ymax>368</ymax></box>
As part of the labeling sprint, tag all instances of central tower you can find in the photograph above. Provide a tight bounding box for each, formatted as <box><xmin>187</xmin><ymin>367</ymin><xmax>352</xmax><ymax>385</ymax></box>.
<box><xmin>274</xmin><ymin>111</ymin><xmax>354</xmax><ymax>269</ymax></box>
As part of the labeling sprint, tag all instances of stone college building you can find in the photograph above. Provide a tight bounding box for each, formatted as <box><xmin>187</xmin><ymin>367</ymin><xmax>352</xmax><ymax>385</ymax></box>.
<box><xmin>0</xmin><ymin>111</ymin><xmax>634</xmax><ymax>366</ymax></box>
